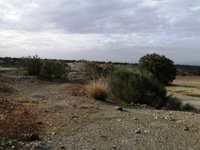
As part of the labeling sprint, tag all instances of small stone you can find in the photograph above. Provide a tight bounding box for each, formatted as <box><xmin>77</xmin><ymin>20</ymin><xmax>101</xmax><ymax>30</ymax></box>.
<box><xmin>133</xmin><ymin>117</ymin><xmax>138</xmax><ymax>120</ymax></box>
<box><xmin>184</xmin><ymin>127</ymin><xmax>189</xmax><ymax>131</ymax></box>
<box><xmin>144</xmin><ymin>130</ymin><xmax>148</xmax><ymax>133</ymax></box>
<box><xmin>170</xmin><ymin>118</ymin><xmax>176</xmax><ymax>122</ymax></box>
<box><xmin>11</xmin><ymin>146</ymin><xmax>16</xmax><ymax>150</ymax></box>
<box><xmin>22</xmin><ymin>133</ymin><xmax>39</xmax><ymax>141</ymax></box>
<box><xmin>115</xmin><ymin>106</ymin><xmax>123</xmax><ymax>111</ymax></box>
<box><xmin>135</xmin><ymin>130</ymin><xmax>141</xmax><ymax>134</ymax></box>
<box><xmin>60</xmin><ymin>145</ymin><xmax>65</xmax><ymax>149</ymax></box>
<box><xmin>35</xmin><ymin>121</ymin><xmax>43</xmax><ymax>125</ymax></box>
<box><xmin>154</xmin><ymin>116</ymin><xmax>159</xmax><ymax>119</ymax></box>
<box><xmin>117</xmin><ymin>119</ymin><xmax>122</xmax><ymax>122</ymax></box>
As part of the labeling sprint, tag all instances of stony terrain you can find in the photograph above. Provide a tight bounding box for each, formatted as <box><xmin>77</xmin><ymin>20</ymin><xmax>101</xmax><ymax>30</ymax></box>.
<box><xmin>1</xmin><ymin>68</ymin><xmax>200</xmax><ymax>150</ymax></box>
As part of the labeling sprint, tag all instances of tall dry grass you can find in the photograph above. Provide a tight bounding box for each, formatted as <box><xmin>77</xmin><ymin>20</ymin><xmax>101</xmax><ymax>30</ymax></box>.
<box><xmin>86</xmin><ymin>79</ymin><xmax>108</xmax><ymax>101</ymax></box>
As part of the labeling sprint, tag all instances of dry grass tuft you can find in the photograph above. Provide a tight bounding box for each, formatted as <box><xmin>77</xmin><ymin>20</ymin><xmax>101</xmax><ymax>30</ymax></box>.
<box><xmin>87</xmin><ymin>79</ymin><xmax>109</xmax><ymax>101</ymax></box>
<box><xmin>0</xmin><ymin>81</ymin><xmax>15</xmax><ymax>93</ymax></box>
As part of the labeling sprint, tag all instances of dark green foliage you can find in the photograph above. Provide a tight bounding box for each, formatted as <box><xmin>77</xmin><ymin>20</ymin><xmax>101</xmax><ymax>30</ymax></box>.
<box><xmin>138</xmin><ymin>53</ymin><xmax>177</xmax><ymax>85</ymax></box>
<box><xmin>40</xmin><ymin>60</ymin><xmax>69</xmax><ymax>79</ymax></box>
<box><xmin>21</xmin><ymin>55</ymin><xmax>42</xmax><ymax>75</ymax></box>
<box><xmin>80</xmin><ymin>61</ymin><xmax>103</xmax><ymax>80</ymax></box>
<box><xmin>102</xmin><ymin>63</ymin><xmax>116</xmax><ymax>78</ymax></box>
<box><xmin>108</xmin><ymin>69</ymin><xmax>167</xmax><ymax>109</ymax></box>
<box><xmin>21</xmin><ymin>55</ymin><xmax>69</xmax><ymax>80</ymax></box>
<box><xmin>166</xmin><ymin>96</ymin><xmax>182</xmax><ymax>110</ymax></box>
<box><xmin>182</xmin><ymin>103</ymin><xmax>197</xmax><ymax>111</ymax></box>
<box><xmin>166</xmin><ymin>97</ymin><xmax>197</xmax><ymax>111</ymax></box>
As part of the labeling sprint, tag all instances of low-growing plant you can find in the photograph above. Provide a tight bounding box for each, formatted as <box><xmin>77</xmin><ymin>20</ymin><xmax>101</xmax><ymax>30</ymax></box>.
<box><xmin>39</xmin><ymin>60</ymin><xmax>69</xmax><ymax>79</ymax></box>
<box><xmin>182</xmin><ymin>103</ymin><xmax>197</xmax><ymax>111</ymax></box>
<box><xmin>21</xmin><ymin>55</ymin><xmax>42</xmax><ymax>75</ymax></box>
<box><xmin>87</xmin><ymin>79</ymin><xmax>108</xmax><ymax>101</ymax></box>
<box><xmin>0</xmin><ymin>82</ymin><xmax>15</xmax><ymax>93</ymax></box>
<box><xmin>80</xmin><ymin>61</ymin><xmax>103</xmax><ymax>80</ymax></box>
<box><xmin>108</xmin><ymin>69</ymin><xmax>167</xmax><ymax>109</ymax></box>
<box><xmin>166</xmin><ymin>96</ymin><xmax>182</xmax><ymax>110</ymax></box>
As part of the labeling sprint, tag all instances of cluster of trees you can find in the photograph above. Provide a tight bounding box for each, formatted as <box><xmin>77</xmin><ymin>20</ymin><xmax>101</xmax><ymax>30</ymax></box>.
<box><xmin>82</xmin><ymin>53</ymin><xmax>176</xmax><ymax>85</ymax></box>
<box><xmin>20</xmin><ymin>54</ymin><xmax>195</xmax><ymax>110</ymax></box>
<box><xmin>21</xmin><ymin>55</ymin><xmax>69</xmax><ymax>80</ymax></box>
<box><xmin>86</xmin><ymin>53</ymin><xmax>195</xmax><ymax>110</ymax></box>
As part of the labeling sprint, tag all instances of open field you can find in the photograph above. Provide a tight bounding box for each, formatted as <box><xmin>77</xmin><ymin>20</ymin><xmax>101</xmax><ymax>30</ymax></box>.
<box><xmin>1</xmin><ymin>68</ymin><xmax>200</xmax><ymax>149</ymax></box>
<box><xmin>166</xmin><ymin>76</ymin><xmax>200</xmax><ymax>108</ymax></box>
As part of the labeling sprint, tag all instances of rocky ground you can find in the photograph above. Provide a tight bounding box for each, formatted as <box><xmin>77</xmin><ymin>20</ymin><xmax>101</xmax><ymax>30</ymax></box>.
<box><xmin>1</xmin><ymin>68</ymin><xmax>200</xmax><ymax>150</ymax></box>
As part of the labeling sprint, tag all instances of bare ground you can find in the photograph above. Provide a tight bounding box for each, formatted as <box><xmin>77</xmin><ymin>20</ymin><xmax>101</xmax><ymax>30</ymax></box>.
<box><xmin>1</xmin><ymin>69</ymin><xmax>200</xmax><ymax>150</ymax></box>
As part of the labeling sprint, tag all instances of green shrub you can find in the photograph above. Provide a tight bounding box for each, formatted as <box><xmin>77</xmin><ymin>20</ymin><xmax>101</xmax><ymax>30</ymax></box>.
<box><xmin>80</xmin><ymin>61</ymin><xmax>103</xmax><ymax>80</ymax></box>
<box><xmin>102</xmin><ymin>63</ymin><xmax>116</xmax><ymax>78</ymax></box>
<box><xmin>21</xmin><ymin>55</ymin><xmax>42</xmax><ymax>75</ymax></box>
<box><xmin>166</xmin><ymin>96</ymin><xmax>182</xmax><ymax>110</ymax></box>
<box><xmin>108</xmin><ymin>69</ymin><xmax>167</xmax><ymax>109</ymax></box>
<box><xmin>39</xmin><ymin>60</ymin><xmax>69</xmax><ymax>79</ymax></box>
<box><xmin>87</xmin><ymin>79</ymin><xmax>108</xmax><ymax>101</ymax></box>
<box><xmin>182</xmin><ymin>103</ymin><xmax>197</xmax><ymax>111</ymax></box>
<box><xmin>138</xmin><ymin>53</ymin><xmax>177</xmax><ymax>85</ymax></box>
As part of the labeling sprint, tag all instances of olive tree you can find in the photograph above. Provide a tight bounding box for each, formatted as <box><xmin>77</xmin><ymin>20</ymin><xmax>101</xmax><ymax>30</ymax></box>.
<box><xmin>138</xmin><ymin>53</ymin><xmax>176</xmax><ymax>85</ymax></box>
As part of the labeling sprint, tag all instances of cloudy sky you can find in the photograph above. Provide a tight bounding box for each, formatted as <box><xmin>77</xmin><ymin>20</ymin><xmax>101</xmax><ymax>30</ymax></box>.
<box><xmin>0</xmin><ymin>0</ymin><xmax>200</xmax><ymax>65</ymax></box>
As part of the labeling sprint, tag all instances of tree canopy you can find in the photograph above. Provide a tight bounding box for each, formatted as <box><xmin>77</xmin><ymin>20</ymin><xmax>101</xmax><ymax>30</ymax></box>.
<box><xmin>138</xmin><ymin>53</ymin><xmax>177</xmax><ymax>85</ymax></box>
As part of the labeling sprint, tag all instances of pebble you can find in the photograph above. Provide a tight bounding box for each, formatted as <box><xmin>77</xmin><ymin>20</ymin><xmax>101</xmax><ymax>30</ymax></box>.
<box><xmin>115</xmin><ymin>106</ymin><xmax>123</xmax><ymax>111</ymax></box>
<box><xmin>135</xmin><ymin>130</ymin><xmax>141</xmax><ymax>134</ymax></box>
<box><xmin>60</xmin><ymin>145</ymin><xmax>65</xmax><ymax>149</ymax></box>
<box><xmin>133</xmin><ymin>117</ymin><xmax>138</xmax><ymax>120</ymax></box>
<box><xmin>184</xmin><ymin>127</ymin><xmax>189</xmax><ymax>131</ymax></box>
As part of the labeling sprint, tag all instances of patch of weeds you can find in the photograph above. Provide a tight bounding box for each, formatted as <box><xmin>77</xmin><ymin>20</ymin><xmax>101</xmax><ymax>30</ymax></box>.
<box><xmin>182</xmin><ymin>103</ymin><xmax>197</xmax><ymax>111</ymax></box>
<box><xmin>166</xmin><ymin>97</ymin><xmax>182</xmax><ymax>110</ymax></box>
<box><xmin>0</xmin><ymin>82</ymin><xmax>15</xmax><ymax>93</ymax></box>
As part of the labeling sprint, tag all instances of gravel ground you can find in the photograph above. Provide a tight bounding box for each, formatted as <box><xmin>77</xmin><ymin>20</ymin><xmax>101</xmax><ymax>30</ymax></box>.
<box><xmin>1</xmin><ymin>75</ymin><xmax>200</xmax><ymax>150</ymax></box>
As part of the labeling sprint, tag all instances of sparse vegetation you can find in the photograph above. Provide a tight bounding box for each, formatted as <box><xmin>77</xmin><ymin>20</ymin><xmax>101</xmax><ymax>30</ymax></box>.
<box><xmin>182</xmin><ymin>103</ymin><xmax>197</xmax><ymax>111</ymax></box>
<box><xmin>40</xmin><ymin>60</ymin><xmax>69</xmax><ymax>79</ymax></box>
<box><xmin>21</xmin><ymin>55</ymin><xmax>69</xmax><ymax>80</ymax></box>
<box><xmin>0</xmin><ymin>82</ymin><xmax>15</xmax><ymax>93</ymax></box>
<box><xmin>138</xmin><ymin>53</ymin><xmax>177</xmax><ymax>85</ymax></box>
<box><xmin>166</xmin><ymin>96</ymin><xmax>182</xmax><ymax>110</ymax></box>
<box><xmin>166</xmin><ymin>96</ymin><xmax>197</xmax><ymax>111</ymax></box>
<box><xmin>21</xmin><ymin>55</ymin><xmax>42</xmax><ymax>75</ymax></box>
<box><xmin>108</xmin><ymin>68</ymin><xmax>167</xmax><ymax>109</ymax></box>
<box><xmin>87</xmin><ymin>79</ymin><xmax>108</xmax><ymax>101</ymax></box>
<box><xmin>80</xmin><ymin>61</ymin><xmax>102</xmax><ymax>80</ymax></box>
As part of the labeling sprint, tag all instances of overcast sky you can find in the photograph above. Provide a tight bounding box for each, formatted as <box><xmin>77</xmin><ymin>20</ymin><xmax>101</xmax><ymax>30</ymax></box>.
<box><xmin>0</xmin><ymin>0</ymin><xmax>200</xmax><ymax>65</ymax></box>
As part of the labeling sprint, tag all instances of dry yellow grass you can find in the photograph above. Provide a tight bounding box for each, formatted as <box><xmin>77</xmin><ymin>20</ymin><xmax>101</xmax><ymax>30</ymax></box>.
<box><xmin>86</xmin><ymin>79</ymin><xmax>109</xmax><ymax>101</ymax></box>
<box><xmin>175</xmin><ymin>76</ymin><xmax>200</xmax><ymax>82</ymax></box>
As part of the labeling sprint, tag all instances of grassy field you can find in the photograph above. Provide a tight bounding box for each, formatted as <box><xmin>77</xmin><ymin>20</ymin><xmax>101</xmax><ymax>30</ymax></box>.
<box><xmin>166</xmin><ymin>76</ymin><xmax>200</xmax><ymax>97</ymax></box>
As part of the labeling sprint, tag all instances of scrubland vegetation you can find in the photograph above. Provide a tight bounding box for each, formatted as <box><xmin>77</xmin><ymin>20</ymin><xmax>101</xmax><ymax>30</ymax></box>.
<box><xmin>1</xmin><ymin>54</ymin><xmax>200</xmax><ymax>149</ymax></box>
<box><xmin>0</xmin><ymin>53</ymin><xmax>197</xmax><ymax>111</ymax></box>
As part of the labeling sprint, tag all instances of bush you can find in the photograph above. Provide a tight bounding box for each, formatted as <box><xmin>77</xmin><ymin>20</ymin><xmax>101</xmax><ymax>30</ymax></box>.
<box><xmin>182</xmin><ymin>103</ymin><xmax>197</xmax><ymax>111</ymax></box>
<box><xmin>166</xmin><ymin>96</ymin><xmax>182</xmax><ymax>110</ymax></box>
<box><xmin>138</xmin><ymin>53</ymin><xmax>177</xmax><ymax>85</ymax></box>
<box><xmin>102</xmin><ymin>63</ymin><xmax>116</xmax><ymax>78</ymax></box>
<box><xmin>21</xmin><ymin>55</ymin><xmax>42</xmax><ymax>75</ymax></box>
<box><xmin>80</xmin><ymin>61</ymin><xmax>103</xmax><ymax>80</ymax></box>
<box><xmin>166</xmin><ymin>97</ymin><xmax>197</xmax><ymax>111</ymax></box>
<box><xmin>87</xmin><ymin>79</ymin><xmax>108</xmax><ymax>101</ymax></box>
<box><xmin>39</xmin><ymin>60</ymin><xmax>69</xmax><ymax>79</ymax></box>
<box><xmin>108</xmin><ymin>69</ymin><xmax>167</xmax><ymax>109</ymax></box>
